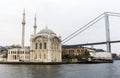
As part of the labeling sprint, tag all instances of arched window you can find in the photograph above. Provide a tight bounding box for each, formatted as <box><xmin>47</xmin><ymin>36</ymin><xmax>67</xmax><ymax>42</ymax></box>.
<box><xmin>44</xmin><ymin>43</ymin><xmax>47</xmax><ymax>49</ymax></box>
<box><xmin>15</xmin><ymin>55</ymin><xmax>16</xmax><ymax>60</ymax></box>
<box><xmin>39</xmin><ymin>43</ymin><xmax>42</xmax><ymax>49</ymax></box>
<box><xmin>35</xmin><ymin>43</ymin><xmax>37</xmax><ymax>49</ymax></box>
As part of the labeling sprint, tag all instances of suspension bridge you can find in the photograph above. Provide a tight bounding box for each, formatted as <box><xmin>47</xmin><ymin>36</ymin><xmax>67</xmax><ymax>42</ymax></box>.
<box><xmin>62</xmin><ymin>12</ymin><xmax>120</xmax><ymax>52</ymax></box>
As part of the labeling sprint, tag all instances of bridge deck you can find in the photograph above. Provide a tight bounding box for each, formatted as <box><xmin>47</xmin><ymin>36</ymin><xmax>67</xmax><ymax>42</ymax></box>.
<box><xmin>64</xmin><ymin>40</ymin><xmax>120</xmax><ymax>46</ymax></box>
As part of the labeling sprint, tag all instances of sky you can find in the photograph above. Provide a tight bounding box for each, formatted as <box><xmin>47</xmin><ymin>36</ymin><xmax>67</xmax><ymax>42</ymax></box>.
<box><xmin>0</xmin><ymin>0</ymin><xmax>120</xmax><ymax>54</ymax></box>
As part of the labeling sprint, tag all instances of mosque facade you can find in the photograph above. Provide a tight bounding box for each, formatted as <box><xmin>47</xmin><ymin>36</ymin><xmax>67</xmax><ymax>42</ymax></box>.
<box><xmin>7</xmin><ymin>10</ymin><xmax>62</xmax><ymax>62</ymax></box>
<box><xmin>30</xmin><ymin>26</ymin><xmax>62</xmax><ymax>62</ymax></box>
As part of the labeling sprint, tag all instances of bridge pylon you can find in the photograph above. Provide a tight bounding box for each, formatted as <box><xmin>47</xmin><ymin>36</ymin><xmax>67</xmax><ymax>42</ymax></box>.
<box><xmin>105</xmin><ymin>12</ymin><xmax>111</xmax><ymax>52</ymax></box>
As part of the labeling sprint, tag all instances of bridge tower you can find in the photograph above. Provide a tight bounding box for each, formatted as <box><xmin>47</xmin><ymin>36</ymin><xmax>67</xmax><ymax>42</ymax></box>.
<box><xmin>105</xmin><ymin>12</ymin><xmax>111</xmax><ymax>52</ymax></box>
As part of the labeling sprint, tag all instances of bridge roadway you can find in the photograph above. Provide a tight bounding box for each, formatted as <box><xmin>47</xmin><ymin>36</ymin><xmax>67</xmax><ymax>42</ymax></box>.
<box><xmin>64</xmin><ymin>40</ymin><xmax>120</xmax><ymax>47</ymax></box>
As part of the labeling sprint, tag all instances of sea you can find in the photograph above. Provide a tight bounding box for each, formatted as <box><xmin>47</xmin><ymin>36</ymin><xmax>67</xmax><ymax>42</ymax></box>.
<box><xmin>0</xmin><ymin>60</ymin><xmax>120</xmax><ymax>78</ymax></box>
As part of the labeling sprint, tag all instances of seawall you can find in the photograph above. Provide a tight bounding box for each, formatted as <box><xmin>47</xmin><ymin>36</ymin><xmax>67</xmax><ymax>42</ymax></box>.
<box><xmin>0</xmin><ymin>60</ymin><xmax>113</xmax><ymax>65</ymax></box>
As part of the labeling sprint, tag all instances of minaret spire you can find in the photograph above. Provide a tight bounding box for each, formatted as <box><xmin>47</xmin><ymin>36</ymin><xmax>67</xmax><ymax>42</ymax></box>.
<box><xmin>22</xmin><ymin>9</ymin><xmax>26</xmax><ymax>24</ymax></box>
<box><xmin>22</xmin><ymin>9</ymin><xmax>26</xmax><ymax>48</ymax></box>
<box><xmin>33</xmin><ymin>14</ymin><xmax>37</xmax><ymax>35</ymax></box>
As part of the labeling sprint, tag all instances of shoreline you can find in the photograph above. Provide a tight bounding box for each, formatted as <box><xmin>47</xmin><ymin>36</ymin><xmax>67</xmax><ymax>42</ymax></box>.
<box><xmin>0</xmin><ymin>60</ymin><xmax>113</xmax><ymax>65</ymax></box>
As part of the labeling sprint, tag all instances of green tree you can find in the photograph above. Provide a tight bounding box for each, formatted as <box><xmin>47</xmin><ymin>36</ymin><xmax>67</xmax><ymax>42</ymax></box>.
<box><xmin>75</xmin><ymin>54</ymin><xmax>82</xmax><ymax>61</ymax></box>
<box><xmin>82</xmin><ymin>49</ymin><xmax>90</xmax><ymax>59</ymax></box>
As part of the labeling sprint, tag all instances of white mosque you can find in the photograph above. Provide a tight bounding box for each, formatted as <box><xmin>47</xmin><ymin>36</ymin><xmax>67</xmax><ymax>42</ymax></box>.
<box><xmin>7</xmin><ymin>10</ymin><xmax>62</xmax><ymax>62</ymax></box>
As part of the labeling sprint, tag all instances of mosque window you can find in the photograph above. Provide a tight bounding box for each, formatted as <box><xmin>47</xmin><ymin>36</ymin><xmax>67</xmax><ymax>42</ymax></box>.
<box><xmin>44</xmin><ymin>43</ymin><xmax>47</xmax><ymax>49</ymax></box>
<box><xmin>35</xmin><ymin>43</ymin><xmax>38</xmax><ymax>49</ymax></box>
<box><xmin>15</xmin><ymin>55</ymin><xmax>16</xmax><ymax>60</ymax></box>
<box><xmin>39</xmin><ymin>43</ymin><xmax>42</xmax><ymax>49</ymax></box>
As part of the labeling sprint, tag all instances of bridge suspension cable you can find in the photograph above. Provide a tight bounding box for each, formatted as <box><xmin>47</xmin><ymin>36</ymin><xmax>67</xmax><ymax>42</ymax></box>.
<box><xmin>63</xmin><ymin>16</ymin><xmax>105</xmax><ymax>44</ymax></box>
<box><xmin>62</xmin><ymin>12</ymin><xmax>120</xmax><ymax>44</ymax></box>
<box><xmin>62</xmin><ymin>13</ymin><xmax>105</xmax><ymax>43</ymax></box>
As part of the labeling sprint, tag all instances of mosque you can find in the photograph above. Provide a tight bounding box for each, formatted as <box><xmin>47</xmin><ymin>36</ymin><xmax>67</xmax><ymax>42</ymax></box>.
<box><xmin>7</xmin><ymin>10</ymin><xmax>62</xmax><ymax>62</ymax></box>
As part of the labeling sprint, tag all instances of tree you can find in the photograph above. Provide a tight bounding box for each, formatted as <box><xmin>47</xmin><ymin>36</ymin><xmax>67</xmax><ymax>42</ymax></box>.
<box><xmin>62</xmin><ymin>54</ymin><xmax>76</xmax><ymax>59</ymax></box>
<box><xmin>75</xmin><ymin>54</ymin><xmax>82</xmax><ymax>61</ymax></box>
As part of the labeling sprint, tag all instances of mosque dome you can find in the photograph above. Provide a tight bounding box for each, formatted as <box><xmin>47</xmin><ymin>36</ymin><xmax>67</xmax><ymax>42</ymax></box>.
<box><xmin>38</xmin><ymin>26</ymin><xmax>56</xmax><ymax>35</ymax></box>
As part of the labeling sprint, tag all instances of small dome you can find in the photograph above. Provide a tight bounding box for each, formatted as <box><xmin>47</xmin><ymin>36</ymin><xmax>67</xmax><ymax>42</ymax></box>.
<box><xmin>38</xmin><ymin>28</ymin><xmax>56</xmax><ymax>35</ymax></box>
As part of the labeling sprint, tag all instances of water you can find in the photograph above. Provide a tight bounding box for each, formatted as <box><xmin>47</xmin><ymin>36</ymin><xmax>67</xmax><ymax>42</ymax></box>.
<box><xmin>0</xmin><ymin>61</ymin><xmax>120</xmax><ymax>78</ymax></box>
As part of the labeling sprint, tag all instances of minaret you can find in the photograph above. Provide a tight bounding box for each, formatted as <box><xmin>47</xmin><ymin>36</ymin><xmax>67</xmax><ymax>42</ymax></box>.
<box><xmin>33</xmin><ymin>14</ymin><xmax>37</xmax><ymax>35</ymax></box>
<box><xmin>22</xmin><ymin>9</ymin><xmax>26</xmax><ymax>48</ymax></box>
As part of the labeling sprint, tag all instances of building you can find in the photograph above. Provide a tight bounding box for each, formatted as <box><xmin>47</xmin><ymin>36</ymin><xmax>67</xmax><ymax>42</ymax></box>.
<box><xmin>62</xmin><ymin>45</ymin><xmax>97</xmax><ymax>62</ymax></box>
<box><xmin>7</xmin><ymin>10</ymin><xmax>62</xmax><ymax>62</ymax></box>
<box><xmin>62</xmin><ymin>45</ymin><xmax>112</xmax><ymax>61</ymax></box>
<box><xmin>62</xmin><ymin>45</ymin><xmax>96</xmax><ymax>56</ymax></box>
<box><xmin>30</xmin><ymin>26</ymin><xmax>62</xmax><ymax>62</ymax></box>
<box><xmin>90</xmin><ymin>52</ymin><xmax>112</xmax><ymax>60</ymax></box>
<box><xmin>7</xmin><ymin>47</ymin><xmax>30</xmax><ymax>62</ymax></box>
